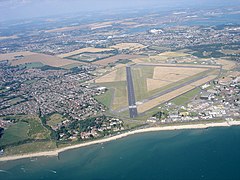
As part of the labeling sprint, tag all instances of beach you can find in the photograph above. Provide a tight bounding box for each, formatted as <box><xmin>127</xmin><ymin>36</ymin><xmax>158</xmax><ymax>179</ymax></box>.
<box><xmin>1</xmin><ymin>121</ymin><xmax>240</xmax><ymax>162</ymax></box>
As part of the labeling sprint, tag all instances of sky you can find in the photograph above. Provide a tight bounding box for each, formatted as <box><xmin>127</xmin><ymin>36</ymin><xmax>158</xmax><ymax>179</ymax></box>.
<box><xmin>0</xmin><ymin>0</ymin><xmax>240</xmax><ymax>21</ymax></box>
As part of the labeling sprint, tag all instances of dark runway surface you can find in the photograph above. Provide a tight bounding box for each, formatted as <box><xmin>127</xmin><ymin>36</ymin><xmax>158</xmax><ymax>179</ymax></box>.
<box><xmin>126</xmin><ymin>65</ymin><xmax>138</xmax><ymax>118</ymax></box>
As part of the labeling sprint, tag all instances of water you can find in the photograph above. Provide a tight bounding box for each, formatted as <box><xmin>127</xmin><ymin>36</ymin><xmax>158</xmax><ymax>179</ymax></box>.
<box><xmin>0</xmin><ymin>126</ymin><xmax>240</xmax><ymax>180</ymax></box>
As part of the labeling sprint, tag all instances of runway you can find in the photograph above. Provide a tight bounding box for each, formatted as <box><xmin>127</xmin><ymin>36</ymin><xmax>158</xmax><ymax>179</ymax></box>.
<box><xmin>126</xmin><ymin>65</ymin><xmax>138</xmax><ymax>118</ymax></box>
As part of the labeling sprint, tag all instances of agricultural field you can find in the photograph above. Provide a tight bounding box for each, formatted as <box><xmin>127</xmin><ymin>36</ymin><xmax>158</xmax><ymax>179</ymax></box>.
<box><xmin>0</xmin><ymin>51</ymin><xmax>80</xmax><ymax>67</ymax></box>
<box><xmin>0</xmin><ymin>35</ymin><xmax>18</xmax><ymax>40</ymax></box>
<box><xmin>110</xmin><ymin>43</ymin><xmax>146</xmax><ymax>51</ymax></box>
<box><xmin>58</xmin><ymin>47</ymin><xmax>114</xmax><ymax>58</ymax></box>
<box><xmin>216</xmin><ymin>59</ymin><xmax>236</xmax><ymax>70</ymax></box>
<box><xmin>220</xmin><ymin>49</ymin><xmax>240</xmax><ymax>55</ymax></box>
<box><xmin>68</xmin><ymin>52</ymin><xmax>115</xmax><ymax>62</ymax></box>
<box><xmin>93</xmin><ymin>54</ymin><xmax>145</xmax><ymax>65</ymax></box>
<box><xmin>134</xmin><ymin>51</ymin><xmax>191</xmax><ymax>63</ymax></box>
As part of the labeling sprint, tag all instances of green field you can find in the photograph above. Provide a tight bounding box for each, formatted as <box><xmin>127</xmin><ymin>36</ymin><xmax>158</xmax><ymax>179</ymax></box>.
<box><xmin>95</xmin><ymin>81</ymin><xmax>128</xmax><ymax>111</ymax></box>
<box><xmin>46</xmin><ymin>113</ymin><xmax>65</xmax><ymax>128</ymax></box>
<box><xmin>132</xmin><ymin>66</ymin><xmax>154</xmax><ymax>101</ymax></box>
<box><xmin>170</xmin><ymin>88</ymin><xmax>201</xmax><ymax>106</ymax></box>
<box><xmin>132</xmin><ymin>65</ymin><xmax>211</xmax><ymax>103</ymax></box>
<box><xmin>0</xmin><ymin>115</ymin><xmax>51</xmax><ymax>148</ymax></box>
<box><xmin>0</xmin><ymin>122</ymin><xmax>29</xmax><ymax>146</ymax></box>
<box><xmin>95</xmin><ymin>88</ymin><xmax>114</xmax><ymax>108</ymax></box>
<box><xmin>3</xmin><ymin>141</ymin><xmax>57</xmax><ymax>156</ymax></box>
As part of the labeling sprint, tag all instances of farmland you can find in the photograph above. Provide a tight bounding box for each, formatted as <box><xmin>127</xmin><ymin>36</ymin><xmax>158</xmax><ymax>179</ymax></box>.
<box><xmin>110</xmin><ymin>43</ymin><xmax>146</xmax><ymax>51</ymax></box>
<box><xmin>0</xmin><ymin>51</ymin><xmax>80</xmax><ymax>67</ymax></box>
<box><xmin>58</xmin><ymin>47</ymin><xmax>114</xmax><ymax>58</ymax></box>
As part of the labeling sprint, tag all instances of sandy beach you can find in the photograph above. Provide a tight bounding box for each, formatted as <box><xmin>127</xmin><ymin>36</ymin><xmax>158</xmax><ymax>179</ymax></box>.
<box><xmin>1</xmin><ymin>121</ymin><xmax>240</xmax><ymax>162</ymax></box>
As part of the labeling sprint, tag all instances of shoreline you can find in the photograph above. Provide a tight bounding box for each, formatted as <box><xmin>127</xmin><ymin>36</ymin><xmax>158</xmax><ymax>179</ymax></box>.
<box><xmin>1</xmin><ymin>121</ymin><xmax>240</xmax><ymax>162</ymax></box>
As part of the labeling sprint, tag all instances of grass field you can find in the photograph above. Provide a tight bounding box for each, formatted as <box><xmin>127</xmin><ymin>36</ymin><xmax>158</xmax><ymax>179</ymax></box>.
<box><xmin>131</xmin><ymin>65</ymin><xmax>208</xmax><ymax>102</ymax></box>
<box><xmin>3</xmin><ymin>141</ymin><xmax>57</xmax><ymax>156</ymax></box>
<box><xmin>46</xmin><ymin>113</ymin><xmax>64</xmax><ymax>128</ymax></box>
<box><xmin>95</xmin><ymin>66</ymin><xmax>126</xmax><ymax>83</ymax></box>
<box><xmin>68</xmin><ymin>52</ymin><xmax>114</xmax><ymax>62</ymax></box>
<box><xmin>135</xmin><ymin>51</ymin><xmax>191</xmax><ymax>63</ymax></box>
<box><xmin>0</xmin><ymin>122</ymin><xmax>29</xmax><ymax>146</ymax></box>
<box><xmin>92</xmin><ymin>54</ymin><xmax>145</xmax><ymax>65</ymax></box>
<box><xmin>0</xmin><ymin>115</ymin><xmax>51</xmax><ymax>148</ymax></box>
<box><xmin>95</xmin><ymin>81</ymin><xmax>128</xmax><ymax>110</ymax></box>
<box><xmin>94</xmin><ymin>88</ymin><xmax>114</xmax><ymax>108</ymax></box>
<box><xmin>170</xmin><ymin>88</ymin><xmax>201</xmax><ymax>106</ymax></box>
<box><xmin>137</xmin><ymin>74</ymin><xmax>217</xmax><ymax>113</ymax></box>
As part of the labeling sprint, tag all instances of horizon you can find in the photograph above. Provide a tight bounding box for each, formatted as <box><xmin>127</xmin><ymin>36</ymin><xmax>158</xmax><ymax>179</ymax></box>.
<box><xmin>0</xmin><ymin>0</ymin><xmax>240</xmax><ymax>22</ymax></box>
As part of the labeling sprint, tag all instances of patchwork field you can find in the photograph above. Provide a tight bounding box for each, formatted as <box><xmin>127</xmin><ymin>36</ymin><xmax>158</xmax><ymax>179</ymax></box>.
<box><xmin>95</xmin><ymin>66</ymin><xmax>128</xmax><ymax>110</ymax></box>
<box><xmin>68</xmin><ymin>52</ymin><xmax>115</xmax><ymax>62</ymax></box>
<box><xmin>58</xmin><ymin>47</ymin><xmax>114</xmax><ymax>58</ymax></box>
<box><xmin>152</xmin><ymin>66</ymin><xmax>207</xmax><ymax>82</ymax></box>
<box><xmin>216</xmin><ymin>59</ymin><xmax>236</xmax><ymax>70</ymax></box>
<box><xmin>93</xmin><ymin>54</ymin><xmax>145</xmax><ymax>65</ymax></box>
<box><xmin>0</xmin><ymin>51</ymin><xmax>80</xmax><ymax>67</ymax></box>
<box><xmin>137</xmin><ymin>74</ymin><xmax>218</xmax><ymax>113</ymax></box>
<box><xmin>131</xmin><ymin>65</ymin><xmax>210</xmax><ymax>102</ymax></box>
<box><xmin>110</xmin><ymin>43</ymin><xmax>146</xmax><ymax>51</ymax></box>
<box><xmin>135</xmin><ymin>51</ymin><xmax>191</xmax><ymax>63</ymax></box>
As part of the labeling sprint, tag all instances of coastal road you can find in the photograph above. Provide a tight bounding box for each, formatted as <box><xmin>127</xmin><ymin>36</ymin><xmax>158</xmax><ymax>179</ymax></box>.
<box><xmin>126</xmin><ymin>65</ymin><xmax>138</xmax><ymax>118</ymax></box>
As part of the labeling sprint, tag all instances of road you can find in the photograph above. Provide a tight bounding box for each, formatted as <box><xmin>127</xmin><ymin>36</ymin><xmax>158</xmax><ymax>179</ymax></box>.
<box><xmin>126</xmin><ymin>65</ymin><xmax>138</xmax><ymax>118</ymax></box>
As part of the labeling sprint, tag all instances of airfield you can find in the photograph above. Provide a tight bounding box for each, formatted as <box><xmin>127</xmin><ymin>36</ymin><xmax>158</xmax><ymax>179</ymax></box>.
<box><xmin>0</xmin><ymin>44</ymin><xmax>236</xmax><ymax>120</ymax></box>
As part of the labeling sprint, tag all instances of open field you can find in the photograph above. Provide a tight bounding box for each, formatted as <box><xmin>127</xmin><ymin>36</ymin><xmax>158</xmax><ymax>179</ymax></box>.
<box><xmin>132</xmin><ymin>65</ymin><xmax>210</xmax><ymax>101</ymax></box>
<box><xmin>58</xmin><ymin>47</ymin><xmax>114</xmax><ymax>58</ymax></box>
<box><xmin>46</xmin><ymin>113</ymin><xmax>64</xmax><ymax>128</ymax></box>
<box><xmin>216</xmin><ymin>59</ymin><xmax>236</xmax><ymax>70</ymax></box>
<box><xmin>0</xmin><ymin>51</ymin><xmax>80</xmax><ymax>67</ymax></box>
<box><xmin>0</xmin><ymin>122</ymin><xmax>29</xmax><ymax>146</ymax></box>
<box><xmin>0</xmin><ymin>35</ymin><xmax>18</xmax><ymax>40</ymax></box>
<box><xmin>95</xmin><ymin>81</ymin><xmax>128</xmax><ymax>110</ymax></box>
<box><xmin>153</xmin><ymin>66</ymin><xmax>207</xmax><ymax>82</ymax></box>
<box><xmin>110</xmin><ymin>43</ymin><xmax>146</xmax><ymax>51</ymax></box>
<box><xmin>135</xmin><ymin>51</ymin><xmax>191</xmax><ymax>63</ymax></box>
<box><xmin>219</xmin><ymin>49</ymin><xmax>240</xmax><ymax>55</ymax></box>
<box><xmin>137</xmin><ymin>75</ymin><xmax>218</xmax><ymax>113</ymax></box>
<box><xmin>95</xmin><ymin>66</ymin><xmax>126</xmax><ymax>83</ymax></box>
<box><xmin>170</xmin><ymin>87</ymin><xmax>201</xmax><ymax>106</ymax></box>
<box><xmin>94</xmin><ymin>88</ymin><xmax>114</xmax><ymax>108</ymax></box>
<box><xmin>69</xmin><ymin>52</ymin><xmax>114</xmax><ymax>62</ymax></box>
<box><xmin>146</xmin><ymin>78</ymin><xmax>172</xmax><ymax>92</ymax></box>
<box><xmin>89</xmin><ymin>21</ymin><xmax>113</xmax><ymax>30</ymax></box>
<box><xmin>3</xmin><ymin>141</ymin><xmax>57</xmax><ymax>156</ymax></box>
<box><xmin>93</xmin><ymin>54</ymin><xmax>145</xmax><ymax>65</ymax></box>
<box><xmin>0</xmin><ymin>115</ymin><xmax>51</xmax><ymax>147</ymax></box>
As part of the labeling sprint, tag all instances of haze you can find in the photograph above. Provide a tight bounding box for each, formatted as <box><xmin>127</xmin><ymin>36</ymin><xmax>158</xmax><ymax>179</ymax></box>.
<box><xmin>0</xmin><ymin>0</ymin><xmax>240</xmax><ymax>21</ymax></box>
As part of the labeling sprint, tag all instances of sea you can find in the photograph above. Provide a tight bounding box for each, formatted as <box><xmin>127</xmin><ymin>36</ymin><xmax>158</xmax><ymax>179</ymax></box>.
<box><xmin>0</xmin><ymin>126</ymin><xmax>240</xmax><ymax>180</ymax></box>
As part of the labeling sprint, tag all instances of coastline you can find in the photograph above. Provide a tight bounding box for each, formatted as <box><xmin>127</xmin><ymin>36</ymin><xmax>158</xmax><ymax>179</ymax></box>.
<box><xmin>1</xmin><ymin>121</ymin><xmax>240</xmax><ymax>162</ymax></box>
